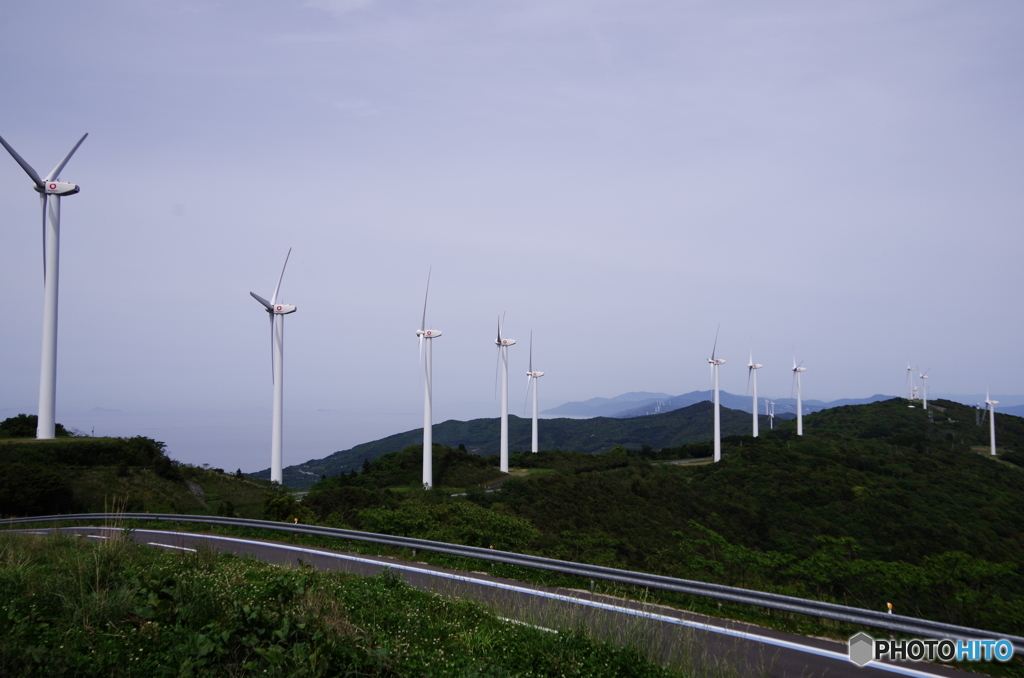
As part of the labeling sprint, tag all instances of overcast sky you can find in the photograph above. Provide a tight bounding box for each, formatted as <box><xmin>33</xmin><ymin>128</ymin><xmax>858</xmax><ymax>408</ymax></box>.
<box><xmin>2</xmin><ymin>1</ymin><xmax>1022</xmax><ymax>471</ymax></box>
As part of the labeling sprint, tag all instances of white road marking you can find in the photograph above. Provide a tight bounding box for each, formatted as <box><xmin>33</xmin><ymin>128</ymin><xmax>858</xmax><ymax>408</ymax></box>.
<box><xmin>146</xmin><ymin>542</ymin><xmax>197</xmax><ymax>553</ymax></box>
<box><xmin>498</xmin><ymin>616</ymin><xmax>558</xmax><ymax>633</ymax></box>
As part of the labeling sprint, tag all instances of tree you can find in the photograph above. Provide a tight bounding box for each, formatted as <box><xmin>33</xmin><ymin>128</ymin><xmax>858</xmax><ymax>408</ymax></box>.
<box><xmin>0</xmin><ymin>414</ymin><xmax>70</xmax><ymax>438</ymax></box>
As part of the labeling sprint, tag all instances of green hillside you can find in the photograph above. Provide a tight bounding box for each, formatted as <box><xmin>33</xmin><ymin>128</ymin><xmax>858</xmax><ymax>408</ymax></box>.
<box><xmin>259</xmin><ymin>400</ymin><xmax>772</xmax><ymax>489</ymax></box>
<box><xmin>297</xmin><ymin>398</ymin><xmax>1024</xmax><ymax>638</ymax></box>
<box><xmin>0</xmin><ymin>415</ymin><xmax>273</xmax><ymax>519</ymax></box>
<box><xmin>789</xmin><ymin>397</ymin><xmax>1024</xmax><ymax>458</ymax></box>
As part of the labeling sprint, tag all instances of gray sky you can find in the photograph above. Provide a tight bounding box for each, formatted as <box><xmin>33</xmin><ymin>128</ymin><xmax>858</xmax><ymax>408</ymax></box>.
<box><xmin>2</xmin><ymin>1</ymin><xmax>1022</xmax><ymax>471</ymax></box>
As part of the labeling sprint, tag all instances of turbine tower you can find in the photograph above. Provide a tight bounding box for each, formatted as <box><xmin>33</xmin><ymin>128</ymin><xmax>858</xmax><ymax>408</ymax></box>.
<box><xmin>494</xmin><ymin>317</ymin><xmax>516</xmax><ymax>472</ymax></box>
<box><xmin>985</xmin><ymin>390</ymin><xmax>998</xmax><ymax>456</ymax></box>
<box><xmin>707</xmin><ymin>329</ymin><xmax>725</xmax><ymax>462</ymax></box>
<box><xmin>1</xmin><ymin>132</ymin><xmax>88</xmax><ymax>439</ymax></box>
<box><xmin>250</xmin><ymin>249</ymin><xmax>297</xmax><ymax>485</ymax></box>
<box><xmin>416</xmin><ymin>271</ymin><xmax>441</xmax><ymax>488</ymax></box>
<box><xmin>748</xmin><ymin>352</ymin><xmax>763</xmax><ymax>438</ymax></box>
<box><xmin>525</xmin><ymin>332</ymin><xmax>544</xmax><ymax>453</ymax></box>
<box><xmin>792</xmin><ymin>359</ymin><xmax>807</xmax><ymax>435</ymax></box>
<box><xmin>919</xmin><ymin>369</ymin><xmax>930</xmax><ymax>409</ymax></box>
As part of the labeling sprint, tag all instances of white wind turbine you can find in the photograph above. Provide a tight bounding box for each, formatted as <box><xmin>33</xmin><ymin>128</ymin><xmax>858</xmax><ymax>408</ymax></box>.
<box><xmin>984</xmin><ymin>389</ymin><xmax>999</xmax><ymax>456</ymax></box>
<box><xmin>1</xmin><ymin>132</ymin><xmax>88</xmax><ymax>439</ymax></box>
<box><xmin>767</xmin><ymin>399</ymin><xmax>775</xmax><ymax>430</ymax></box>
<box><xmin>416</xmin><ymin>271</ymin><xmax>442</xmax><ymax>488</ymax></box>
<box><xmin>707</xmin><ymin>329</ymin><xmax>725</xmax><ymax>462</ymax></box>
<box><xmin>250</xmin><ymin>249</ymin><xmax>297</xmax><ymax>485</ymax></box>
<box><xmin>524</xmin><ymin>332</ymin><xmax>544</xmax><ymax>454</ymax></box>
<box><xmin>906</xmin><ymin>364</ymin><xmax>915</xmax><ymax>400</ymax></box>
<box><xmin>919</xmin><ymin>368</ymin><xmax>930</xmax><ymax>409</ymax></box>
<box><xmin>792</xmin><ymin>358</ymin><xmax>807</xmax><ymax>435</ymax></box>
<box><xmin>494</xmin><ymin>316</ymin><xmax>516</xmax><ymax>472</ymax></box>
<box><xmin>747</xmin><ymin>351</ymin><xmax>763</xmax><ymax>438</ymax></box>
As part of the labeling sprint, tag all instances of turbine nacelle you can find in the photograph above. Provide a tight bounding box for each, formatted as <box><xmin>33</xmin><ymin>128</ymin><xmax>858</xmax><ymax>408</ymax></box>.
<box><xmin>497</xmin><ymin>338</ymin><xmax>516</xmax><ymax>346</ymax></box>
<box><xmin>36</xmin><ymin>181</ymin><xmax>80</xmax><ymax>196</ymax></box>
<box><xmin>250</xmin><ymin>292</ymin><xmax>296</xmax><ymax>314</ymax></box>
<box><xmin>793</xmin><ymin>366</ymin><xmax>807</xmax><ymax>373</ymax></box>
<box><xmin>986</xmin><ymin>399</ymin><xmax>999</xmax><ymax>406</ymax></box>
<box><xmin>708</xmin><ymin>358</ymin><xmax>725</xmax><ymax>366</ymax></box>
<box><xmin>417</xmin><ymin>329</ymin><xmax>442</xmax><ymax>338</ymax></box>
<box><xmin>527</xmin><ymin>371</ymin><xmax>544</xmax><ymax>378</ymax></box>
<box><xmin>748</xmin><ymin>363</ymin><xmax>763</xmax><ymax>370</ymax></box>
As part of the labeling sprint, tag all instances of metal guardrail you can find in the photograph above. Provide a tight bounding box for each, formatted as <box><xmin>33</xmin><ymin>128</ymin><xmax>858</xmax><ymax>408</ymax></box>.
<box><xmin>5</xmin><ymin>512</ymin><xmax>1022</xmax><ymax>650</ymax></box>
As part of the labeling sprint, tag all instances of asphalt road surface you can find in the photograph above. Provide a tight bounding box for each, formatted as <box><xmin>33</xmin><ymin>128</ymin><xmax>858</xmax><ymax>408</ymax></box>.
<box><xmin>16</xmin><ymin>527</ymin><xmax>984</xmax><ymax>678</ymax></box>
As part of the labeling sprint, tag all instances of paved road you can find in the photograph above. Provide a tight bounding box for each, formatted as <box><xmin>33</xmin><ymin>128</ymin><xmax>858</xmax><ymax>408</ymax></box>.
<box><xmin>18</xmin><ymin>527</ymin><xmax>982</xmax><ymax>678</ymax></box>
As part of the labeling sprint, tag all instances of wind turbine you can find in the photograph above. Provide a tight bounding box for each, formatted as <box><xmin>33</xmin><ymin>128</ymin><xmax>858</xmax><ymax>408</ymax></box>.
<box><xmin>524</xmin><ymin>332</ymin><xmax>544</xmax><ymax>453</ymax></box>
<box><xmin>1</xmin><ymin>132</ymin><xmax>88</xmax><ymax>439</ymax></box>
<box><xmin>494</xmin><ymin>316</ymin><xmax>516</xmax><ymax>472</ymax></box>
<box><xmin>767</xmin><ymin>399</ymin><xmax>775</xmax><ymax>430</ymax></box>
<box><xmin>792</xmin><ymin>358</ymin><xmax>807</xmax><ymax>435</ymax></box>
<box><xmin>416</xmin><ymin>271</ymin><xmax>442</xmax><ymax>488</ymax></box>
<box><xmin>919</xmin><ymin>369</ymin><xmax>930</xmax><ymax>409</ymax></box>
<box><xmin>707</xmin><ymin>328</ymin><xmax>725</xmax><ymax>462</ymax></box>
<box><xmin>250</xmin><ymin>249</ymin><xmax>297</xmax><ymax>485</ymax></box>
<box><xmin>906</xmin><ymin>364</ymin><xmax>915</xmax><ymax>400</ymax></box>
<box><xmin>984</xmin><ymin>389</ymin><xmax>998</xmax><ymax>456</ymax></box>
<box><xmin>747</xmin><ymin>352</ymin><xmax>763</xmax><ymax>438</ymax></box>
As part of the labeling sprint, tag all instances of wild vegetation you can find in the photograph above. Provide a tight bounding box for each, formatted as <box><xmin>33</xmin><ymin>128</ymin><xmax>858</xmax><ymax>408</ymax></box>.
<box><xmin>0</xmin><ymin>414</ymin><xmax>272</xmax><ymax>518</ymax></box>
<box><xmin>0</xmin><ymin>531</ymin><xmax>687</xmax><ymax>677</ymax></box>
<box><xmin>295</xmin><ymin>399</ymin><xmax>1024</xmax><ymax>638</ymax></box>
<box><xmin>257</xmin><ymin>401</ymin><xmax>769</xmax><ymax>489</ymax></box>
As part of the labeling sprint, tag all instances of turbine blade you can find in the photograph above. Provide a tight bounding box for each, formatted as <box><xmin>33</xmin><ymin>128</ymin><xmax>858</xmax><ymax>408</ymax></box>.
<box><xmin>711</xmin><ymin>324</ymin><xmax>720</xmax><ymax>360</ymax></box>
<box><xmin>250</xmin><ymin>291</ymin><xmax>273</xmax><ymax>310</ymax></box>
<box><xmin>0</xmin><ymin>133</ymin><xmax>44</xmax><ymax>188</ymax></box>
<box><xmin>40</xmin><ymin>194</ymin><xmax>47</xmax><ymax>280</ymax></box>
<box><xmin>529</xmin><ymin>331</ymin><xmax>533</xmax><ymax>373</ymax></box>
<box><xmin>420</xmin><ymin>267</ymin><xmax>431</xmax><ymax>331</ymax></box>
<box><xmin>269</xmin><ymin>314</ymin><xmax>276</xmax><ymax>383</ymax></box>
<box><xmin>271</xmin><ymin>247</ymin><xmax>292</xmax><ymax>306</ymax></box>
<box><xmin>746</xmin><ymin>365</ymin><xmax>752</xmax><ymax>396</ymax></box>
<box><xmin>418</xmin><ymin>334</ymin><xmax>424</xmax><ymax>383</ymax></box>
<box><xmin>497</xmin><ymin>315</ymin><xmax>502</xmax><ymax>343</ymax></box>
<box><xmin>494</xmin><ymin>345</ymin><xmax>501</xmax><ymax>399</ymax></box>
<box><xmin>44</xmin><ymin>132</ymin><xmax>88</xmax><ymax>182</ymax></box>
<box><xmin>524</xmin><ymin>375</ymin><xmax>533</xmax><ymax>415</ymax></box>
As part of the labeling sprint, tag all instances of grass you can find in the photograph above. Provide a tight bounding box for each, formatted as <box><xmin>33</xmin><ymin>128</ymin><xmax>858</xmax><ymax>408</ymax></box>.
<box><xmin>0</xmin><ymin>530</ymin><xmax>699</xmax><ymax>677</ymax></box>
<box><xmin>61</xmin><ymin>465</ymin><xmax>271</xmax><ymax>518</ymax></box>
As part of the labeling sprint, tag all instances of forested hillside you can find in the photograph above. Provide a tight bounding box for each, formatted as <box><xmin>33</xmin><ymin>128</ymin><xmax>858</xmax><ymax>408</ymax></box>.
<box><xmin>258</xmin><ymin>401</ymin><xmax>773</xmax><ymax>489</ymax></box>
<box><xmin>291</xmin><ymin>399</ymin><xmax>1024</xmax><ymax>636</ymax></box>
<box><xmin>0</xmin><ymin>415</ymin><xmax>272</xmax><ymax>518</ymax></box>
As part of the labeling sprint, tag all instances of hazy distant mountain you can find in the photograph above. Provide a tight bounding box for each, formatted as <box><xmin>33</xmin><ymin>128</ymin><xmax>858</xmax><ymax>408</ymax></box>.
<box><xmin>254</xmin><ymin>401</ymin><xmax>767</xmax><ymax>490</ymax></box>
<box><xmin>609</xmin><ymin>390</ymin><xmax>896</xmax><ymax>418</ymax></box>
<box><xmin>541</xmin><ymin>391</ymin><xmax>674</xmax><ymax>417</ymax></box>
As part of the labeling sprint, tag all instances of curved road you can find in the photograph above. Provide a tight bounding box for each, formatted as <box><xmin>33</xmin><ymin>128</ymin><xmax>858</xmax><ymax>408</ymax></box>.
<box><xmin>17</xmin><ymin>527</ymin><xmax>981</xmax><ymax>678</ymax></box>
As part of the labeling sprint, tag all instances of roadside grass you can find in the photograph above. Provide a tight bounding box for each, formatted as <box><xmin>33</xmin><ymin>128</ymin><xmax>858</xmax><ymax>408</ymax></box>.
<box><xmin>5</xmin><ymin>516</ymin><xmax>1022</xmax><ymax>678</ymax></box>
<box><xmin>51</xmin><ymin>519</ymin><xmax>1024</xmax><ymax>678</ymax></box>
<box><xmin>0</xmin><ymin>531</ymin><xmax>691</xmax><ymax>677</ymax></box>
<box><xmin>65</xmin><ymin>466</ymin><xmax>270</xmax><ymax>517</ymax></box>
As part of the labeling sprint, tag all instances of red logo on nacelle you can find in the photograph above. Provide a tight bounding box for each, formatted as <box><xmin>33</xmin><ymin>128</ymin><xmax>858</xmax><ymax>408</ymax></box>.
<box><xmin>49</xmin><ymin>183</ymin><xmax>56</xmax><ymax>189</ymax></box>
<box><xmin>276</xmin><ymin>305</ymin><xmax>282</xmax><ymax>311</ymax></box>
